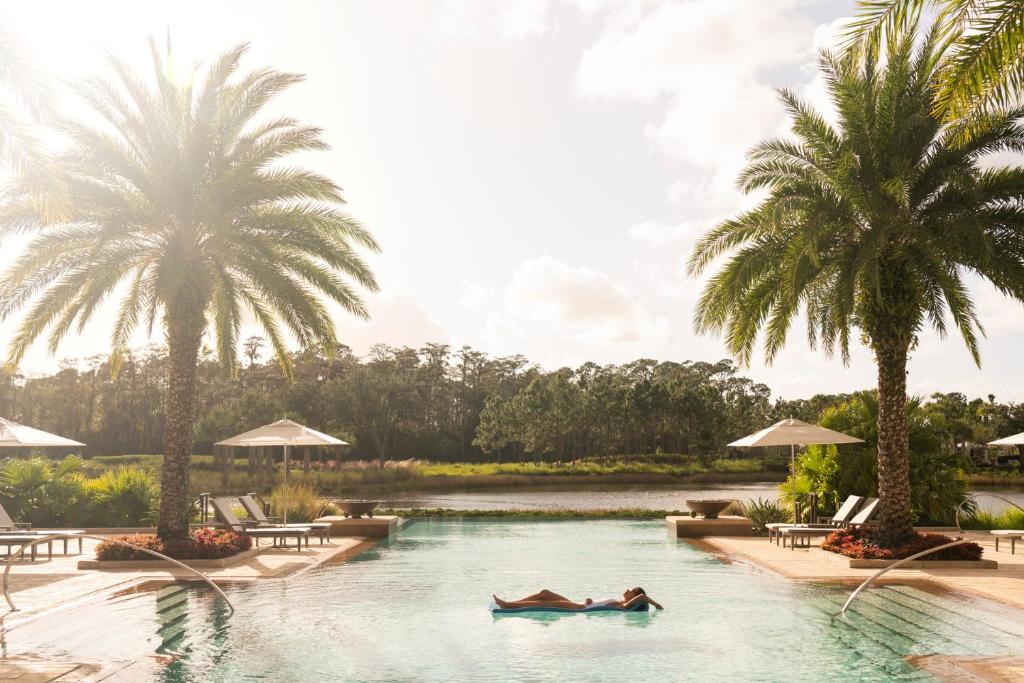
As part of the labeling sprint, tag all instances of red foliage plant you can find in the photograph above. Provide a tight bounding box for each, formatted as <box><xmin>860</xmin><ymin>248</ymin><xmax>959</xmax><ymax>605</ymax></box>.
<box><xmin>821</xmin><ymin>527</ymin><xmax>983</xmax><ymax>561</ymax></box>
<box><xmin>95</xmin><ymin>528</ymin><xmax>253</xmax><ymax>561</ymax></box>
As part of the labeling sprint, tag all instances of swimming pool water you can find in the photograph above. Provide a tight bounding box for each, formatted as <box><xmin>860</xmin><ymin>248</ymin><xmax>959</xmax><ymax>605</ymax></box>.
<box><xmin>6</xmin><ymin>519</ymin><xmax>1024</xmax><ymax>681</ymax></box>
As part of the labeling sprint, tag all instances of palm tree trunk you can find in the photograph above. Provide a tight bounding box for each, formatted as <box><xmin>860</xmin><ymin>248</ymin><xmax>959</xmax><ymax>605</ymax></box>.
<box><xmin>875</xmin><ymin>338</ymin><xmax>915</xmax><ymax>545</ymax></box>
<box><xmin>156</xmin><ymin>310</ymin><xmax>204</xmax><ymax>543</ymax></box>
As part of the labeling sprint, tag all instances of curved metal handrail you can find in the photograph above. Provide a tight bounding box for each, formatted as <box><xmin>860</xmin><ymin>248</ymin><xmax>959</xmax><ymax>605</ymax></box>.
<box><xmin>839</xmin><ymin>539</ymin><xmax>973</xmax><ymax>616</ymax></box>
<box><xmin>1</xmin><ymin>534</ymin><xmax>234</xmax><ymax>615</ymax></box>
<box><xmin>956</xmin><ymin>492</ymin><xmax>1024</xmax><ymax>532</ymax></box>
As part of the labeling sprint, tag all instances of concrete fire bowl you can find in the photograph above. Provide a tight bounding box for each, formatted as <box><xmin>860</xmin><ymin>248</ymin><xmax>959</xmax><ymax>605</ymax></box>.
<box><xmin>685</xmin><ymin>499</ymin><xmax>734</xmax><ymax>519</ymax></box>
<box><xmin>335</xmin><ymin>500</ymin><xmax>380</xmax><ymax>519</ymax></box>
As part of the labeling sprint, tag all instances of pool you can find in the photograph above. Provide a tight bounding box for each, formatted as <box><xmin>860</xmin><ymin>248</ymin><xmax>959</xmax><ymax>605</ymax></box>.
<box><xmin>6</xmin><ymin>519</ymin><xmax>1024</xmax><ymax>681</ymax></box>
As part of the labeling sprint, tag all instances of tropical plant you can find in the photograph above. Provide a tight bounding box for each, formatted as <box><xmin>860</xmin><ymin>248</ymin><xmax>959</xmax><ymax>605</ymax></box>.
<box><xmin>89</xmin><ymin>465</ymin><xmax>159</xmax><ymax>527</ymax></box>
<box><xmin>0</xmin><ymin>454</ymin><xmax>90</xmax><ymax>526</ymax></box>
<box><xmin>738</xmin><ymin>497</ymin><xmax>790</xmax><ymax>533</ymax></box>
<box><xmin>688</xmin><ymin>20</ymin><xmax>1024</xmax><ymax>545</ymax></box>
<box><xmin>0</xmin><ymin>39</ymin><xmax>379</xmax><ymax>542</ymax></box>
<box><xmin>848</xmin><ymin>0</ymin><xmax>1024</xmax><ymax>121</ymax></box>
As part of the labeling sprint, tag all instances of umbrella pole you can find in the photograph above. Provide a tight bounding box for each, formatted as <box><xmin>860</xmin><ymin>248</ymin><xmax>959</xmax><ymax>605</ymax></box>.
<box><xmin>791</xmin><ymin>443</ymin><xmax>797</xmax><ymax>524</ymax></box>
<box><xmin>283</xmin><ymin>444</ymin><xmax>290</xmax><ymax>525</ymax></box>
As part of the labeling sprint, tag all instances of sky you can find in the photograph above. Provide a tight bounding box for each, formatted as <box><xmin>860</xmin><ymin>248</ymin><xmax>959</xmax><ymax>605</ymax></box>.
<box><xmin>1</xmin><ymin>0</ymin><xmax>1023</xmax><ymax>402</ymax></box>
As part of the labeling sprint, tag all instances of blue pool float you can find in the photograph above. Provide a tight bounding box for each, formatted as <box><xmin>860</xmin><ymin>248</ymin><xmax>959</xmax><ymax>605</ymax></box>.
<box><xmin>489</xmin><ymin>601</ymin><xmax>649</xmax><ymax>614</ymax></box>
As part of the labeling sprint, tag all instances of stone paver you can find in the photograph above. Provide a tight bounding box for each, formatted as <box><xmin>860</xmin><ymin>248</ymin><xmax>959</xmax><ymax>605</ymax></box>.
<box><xmin>694</xmin><ymin>531</ymin><xmax>1024</xmax><ymax>611</ymax></box>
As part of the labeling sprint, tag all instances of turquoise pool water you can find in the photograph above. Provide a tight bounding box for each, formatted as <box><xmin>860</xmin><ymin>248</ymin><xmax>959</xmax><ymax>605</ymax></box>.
<box><xmin>7</xmin><ymin>519</ymin><xmax>1024</xmax><ymax>681</ymax></box>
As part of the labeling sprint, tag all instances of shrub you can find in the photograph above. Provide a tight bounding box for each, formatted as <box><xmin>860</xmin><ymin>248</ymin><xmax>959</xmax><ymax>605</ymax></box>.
<box><xmin>95</xmin><ymin>528</ymin><xmax>252</xmax><ymax>561</ymax></box>
<box><xmin>268</xmin><ymin>482</ymin><xmax>322</xmax><ymax>522</ymax></box>
<box><xmin>90</xmin><ymin>466</ymin><xmax>159</xmax><ymax>527</ymax></box>
<box><xmin>739</xmin><ymin>497</ymin><xmax>791</xmax><ymax>533</ymax></box>
<box><xmin>959</xmin><ymin>507</ymin><xmax>1024</xmax><ymax>531</ymax></box>
<box><xmin>821</xmin><ymin>527</ymin><xmax>982</xmax><ymax>561</ymax></box>
<box><xmin>0</xmin><ymin>455</ymin><xmax>94</xmax><ymax>527</ymax></box>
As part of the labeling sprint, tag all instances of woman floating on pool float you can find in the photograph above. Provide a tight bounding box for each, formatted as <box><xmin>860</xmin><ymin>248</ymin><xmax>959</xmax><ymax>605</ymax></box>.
<box><xmin>492</xmin><ymin>587</ymin><xmax>663</xmax><ymax>611</ymax></box>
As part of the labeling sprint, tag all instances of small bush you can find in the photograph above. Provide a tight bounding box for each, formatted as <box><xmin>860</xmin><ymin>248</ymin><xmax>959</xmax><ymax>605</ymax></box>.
<box><xmin>821</xmin><ymin>527</ymin><xmax>982</xmax><ymax>561</ymax></box>
<box><xmin>739</xmin><ymin>497</ymin><xmax>791</xmax><ymax>533</ymax></box>
<box><xmin>268</xmin><ymin>482</ymin><xmax>322</xmax><ymax>522</ymax></box>
<box><xmin>959</xmin><ymin>507</ymin><xmax>1024</xmax><ymax>531</ymax></box>
<box><xmin>89</xmin><ymin>466</ymin><xmax>159</xmax><ymax>526</ymax></box>
<box><xmin>96</xmin><ymin>528</ymin><xmax>252</xmax><ymax>561</ymax></box>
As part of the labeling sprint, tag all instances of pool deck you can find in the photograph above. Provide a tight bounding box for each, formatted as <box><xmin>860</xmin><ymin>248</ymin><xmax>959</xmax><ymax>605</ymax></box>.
<box><xmin>693</xmin><ymin>531</ymin><xmax>1024</xmax><ymax>682</ymax></box>
<box><xmin>692</xmin><ymin>530</ymin><xmax>1024</xmax><ymax>611</ymax></box>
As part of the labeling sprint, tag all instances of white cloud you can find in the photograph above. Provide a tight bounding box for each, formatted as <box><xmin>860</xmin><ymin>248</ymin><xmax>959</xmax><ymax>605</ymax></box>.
<box><xmin>575</xmin><ymin>0</ymin><xmax>815</xmax><ymax>165</ymax></box>
<box><xmin>458</xmin><ymin>280</ymin><xmax>495</xmax><ymax>309</ymax></box>
<box><xmin>435</xmin><ymin>0</ymin><xmax>553</xmax><ymax>41</ymax></box>
<box><xmin>484</xmin><ymin>256</ymin><xmax>671</xmax><ymax>359</ymax></box>
<box><xmin>332</xmin><ymin>289</ymin><xmax>448</xmax><ymax>355</ymax></box>
<box><xmin>626</xmin><ymin>219</ymin><xmax>702</xmax><ymax>247</ymax></box>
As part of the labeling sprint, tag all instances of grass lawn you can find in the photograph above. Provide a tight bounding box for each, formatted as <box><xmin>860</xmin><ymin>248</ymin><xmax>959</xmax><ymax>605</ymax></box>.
<box><xmin>81</xmin><ymin>453</ymin><xmax>784</xmax><ymax>495</ymax></box>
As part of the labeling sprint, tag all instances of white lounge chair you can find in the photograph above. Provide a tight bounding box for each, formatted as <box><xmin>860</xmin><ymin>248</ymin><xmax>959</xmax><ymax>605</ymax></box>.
<box><xmin>779</xmin><ymin>498</ymin><xmax>880</xmax><ymax>550</ymax></box>
<box><xmin>238</xmin><ymin>495</ymin><xmax>332</xmax><ymax>544</ymax></box>
<box><xmin>767</xmin><ymin>495</ymin><xmax>866</xmax><ymax>544</ymax></box>
<box><xmin>0</xmin><ymin>503</ymin><xmax>31</xmax><ymax>531</ymax></box>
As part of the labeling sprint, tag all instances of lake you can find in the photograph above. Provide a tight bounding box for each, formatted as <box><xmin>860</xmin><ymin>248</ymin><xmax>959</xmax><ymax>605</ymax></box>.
<box><xmin>378</xmin><ymin>483</ymin><xmax>1024</xmax><ymax>513</ymax></box>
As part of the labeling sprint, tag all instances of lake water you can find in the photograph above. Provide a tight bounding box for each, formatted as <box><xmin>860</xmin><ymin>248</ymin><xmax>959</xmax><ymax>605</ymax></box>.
<box><xmin>378</xmin><ymin>484</ymin><xmax>1024</xmax><ymax>514</ymax></box>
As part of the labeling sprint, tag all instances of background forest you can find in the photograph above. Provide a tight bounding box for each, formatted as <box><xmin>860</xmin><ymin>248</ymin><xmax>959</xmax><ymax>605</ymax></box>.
<box><xmin>2</xmin><ymin>340</ymin><xmax>1023</xmax><ymax>465</ymax></box>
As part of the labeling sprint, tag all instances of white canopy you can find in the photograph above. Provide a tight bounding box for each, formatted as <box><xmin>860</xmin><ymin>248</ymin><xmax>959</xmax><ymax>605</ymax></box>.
<box><xmin>728</xmin><ymin>418</ymin><xmax>864</xmax><ymax>448</ymax></box>
<box><xmin>216</xmin><ymin>419</ymin><xmax>347</xmax><ymax>523</ymax></box>
<box><xmin>0</xmin><ymin>417</ymin><xmax>85</xmax><ymax>448</ymax></box>
<box><xmin>989</xmin><ymin>432</ymin><xmax>1024</xmax><ymax>447</ymax></box>
<box><xmin>215</xmin><ymin>419</ymin><xmax>347</xmax><ymax>448</ymax></box>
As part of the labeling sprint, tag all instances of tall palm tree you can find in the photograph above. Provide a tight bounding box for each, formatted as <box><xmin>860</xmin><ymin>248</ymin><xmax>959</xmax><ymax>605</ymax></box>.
<box><xmin>0</xmin><ymin>39</ymin><xmax>380</xmax><ymax>542</ymax></box>
<box><xmin>848</xmin><ymin>0</ymin><xmax>1024</xmax><ymax>121</ymax></box>
<box><xmin>689</xmin><ymin>21</ymin><xmax>1024</xmax><ymax>544</ymax></box>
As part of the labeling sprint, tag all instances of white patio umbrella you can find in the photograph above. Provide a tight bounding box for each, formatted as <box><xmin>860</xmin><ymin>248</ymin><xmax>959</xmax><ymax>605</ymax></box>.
<box><xmin>728</xmin><ymin>418</ymin><xmax>864</xmax><ymax>522</ymax></box>
<box><xmin>0</xmin><ymin>417</ymin><xmax>85</xmax><ymax>448</ymax></box>
<box><xmin>215</xmin><ymin>419</ymin><xmax>347</xmax><ymax>523</ymax></box>
<box><xmin>988</xmin><ymin>432</ymin><xmax>1024</xmax><ymax>447</ymax></box>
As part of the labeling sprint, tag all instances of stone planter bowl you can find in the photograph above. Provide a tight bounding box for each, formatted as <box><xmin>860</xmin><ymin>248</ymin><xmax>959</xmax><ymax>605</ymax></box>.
<box><xmin>685</xmin><ymin>499</ymin><xmax>734</xmax><ymax>519</ymax></box>
<box><xmin>335</xmin><ymin>500</ymin><xmax>380</xmax><ymax>519</ymax></box>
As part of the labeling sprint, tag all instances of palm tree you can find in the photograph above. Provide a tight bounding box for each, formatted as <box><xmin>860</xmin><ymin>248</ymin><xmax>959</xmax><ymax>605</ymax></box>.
<box><xmin>848</xmin><ymin>1</ymin><xmax>1024</xmax><ymax>121</ymax></box>
<box><xmin>0</xmin><ymin>25</ymin><xmax>65</xmax><ymax>219</ymax></box>
<box><xmin>688</xmin><ymin>21</ymin><xmax>1024</xmax><ymax>545</ymax></box>
<box><xmin>0</xmin><ymin>39</ymin><xmax>380</xmax><ymax>543</ymax></box>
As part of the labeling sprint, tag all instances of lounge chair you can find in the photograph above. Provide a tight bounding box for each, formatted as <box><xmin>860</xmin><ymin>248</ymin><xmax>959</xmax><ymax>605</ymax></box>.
<box><xmin>990</xmin><ymin>530</ymin><xmax>1024</xmax><ymax>554</ymax></box>
<box><xmin>0</xmin><ymin>535</ymin><xmax>51</xmax><ymax>561</ymax></box>
<box><xmin>766</xmin><ymin>495</ymin><xmax>866</xmax><ymax>544</ymax></box>
<box><xmin>779</xmin><ymin>498</ymin><xmax>880</xmax><ymax>550</ymax></box>
<box><xmin>0</xmin><ymin>503</ymin><xmax>31</xmax><ymax>531</ymax></box>
<box><xmin>238</xmin><ymin>495</ymin><xmax>332</xmax><ymax>544</ymax></box>
<box><xmin>208</xmin><ymin>497</ymin><xmax>311</xmax><ymax>551</ymax></box>
<box><xmin>846</xmin><ymin>498</ymin><xmax>879</xmax><ymax>529</ymax></box>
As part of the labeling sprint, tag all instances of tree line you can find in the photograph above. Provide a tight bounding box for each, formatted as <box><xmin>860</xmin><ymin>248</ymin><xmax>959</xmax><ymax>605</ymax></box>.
<box><xmin>3</xmin><ymin>341</ymin><xmax>1023</xmax><ymax>464</ymax></box>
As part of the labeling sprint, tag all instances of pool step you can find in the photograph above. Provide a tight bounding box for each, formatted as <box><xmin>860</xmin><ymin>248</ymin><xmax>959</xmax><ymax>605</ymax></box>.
<box><xmin>857</xmin><ymin>586</ymin><xmax>1024</xmax><ymax>655</ymax></box>
<box><xmin>881</xmin><ymin>585</ymin><xmax>1024</xmax><ymax>640</ymax></box>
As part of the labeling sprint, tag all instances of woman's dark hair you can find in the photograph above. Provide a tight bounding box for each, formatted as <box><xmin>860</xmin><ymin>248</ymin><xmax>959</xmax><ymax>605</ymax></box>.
<box><xmin>632</xmin><ymin>587</ymin><xmax>646</xmax><ymax>595</ymax></box>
